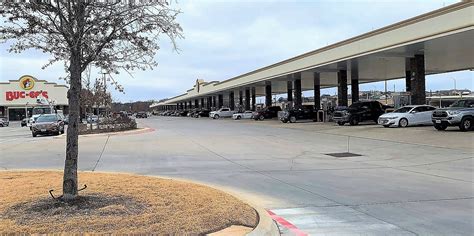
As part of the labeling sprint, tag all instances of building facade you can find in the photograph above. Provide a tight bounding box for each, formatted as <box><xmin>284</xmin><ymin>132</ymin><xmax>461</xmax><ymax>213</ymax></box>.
<box><xmin>0</xmin><ymin>75</ymin><xmax>68</xmax><ymax>121</ymax></box>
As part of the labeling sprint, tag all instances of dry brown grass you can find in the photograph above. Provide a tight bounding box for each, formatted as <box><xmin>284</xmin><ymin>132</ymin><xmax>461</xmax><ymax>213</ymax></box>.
<box><xmin>0</xmin><ymin>171</ymin><xmax>258</xmax><ymax>234</ymax></box>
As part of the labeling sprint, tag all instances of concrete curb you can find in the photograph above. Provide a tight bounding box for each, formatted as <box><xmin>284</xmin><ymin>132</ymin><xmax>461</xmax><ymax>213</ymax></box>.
<box><xmin>79</xmin><ymin>127</ymin><xmax>155</xmax><ymax>137</ymax></box>
<box><xmin>147</xmin><ymin>175</ymin><xmax>280</xmax><ymax>236</ymax></box>
<box><xmin>0</xmin><ymin>169</ymin><xmax>280</xmax><ymax>236</ymax></box>
<box><xmin>246</xmin><ymin>205</ymin><xmax>280</xmax><ymax>236</ymax></box>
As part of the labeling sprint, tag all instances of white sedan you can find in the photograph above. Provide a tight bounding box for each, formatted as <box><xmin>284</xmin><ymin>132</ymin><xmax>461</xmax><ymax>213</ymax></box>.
<box><xmin>378</xmin><ymin>105</ymin><xmax>436</xmax><ymax>127</ymax></box>
<box><xmin>232</xmin><ymin>111</ymin><xmax>254</xmax><ymax>120</ymax></box>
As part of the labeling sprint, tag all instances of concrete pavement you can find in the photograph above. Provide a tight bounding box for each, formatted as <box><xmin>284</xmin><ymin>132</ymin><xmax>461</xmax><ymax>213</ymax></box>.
<box><xmin>0</xmin><ymin>116</ymin><xmax>473</xmax><ymax>235</ymax></box>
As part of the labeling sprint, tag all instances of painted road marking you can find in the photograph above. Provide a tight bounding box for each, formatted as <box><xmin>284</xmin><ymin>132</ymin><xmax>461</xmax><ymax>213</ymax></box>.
<box><xmin>269</xmin><ymin>206</ymin><xmax>406</xmax><ymax>235</ymax></box>
<box><xmin>267</xmin><ymin>210</ymin><xmax>308</xmax><ymax>236</ymax></box>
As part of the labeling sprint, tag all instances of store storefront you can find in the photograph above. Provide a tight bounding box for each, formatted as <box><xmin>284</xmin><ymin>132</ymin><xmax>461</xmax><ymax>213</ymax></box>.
<box><xmin>0</xmin><ymin>75</ymin><xmax>68</xmax><ymax>121</ymax></box>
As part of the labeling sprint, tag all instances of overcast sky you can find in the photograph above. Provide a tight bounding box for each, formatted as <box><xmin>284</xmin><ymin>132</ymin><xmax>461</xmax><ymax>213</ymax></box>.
<box><xmin>0</xmin><ymin>0</ymin><xmax>472</xmax><ymax>102</ymax></box>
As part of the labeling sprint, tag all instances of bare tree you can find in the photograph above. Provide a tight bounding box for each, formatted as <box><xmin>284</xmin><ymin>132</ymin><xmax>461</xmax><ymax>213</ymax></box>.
<box><xmin>92</xmin><ymin>76</ymin><xmax>112</xmax><ymax>115</ymax></box>
<box><xmin>0</xmin><ymin>1</ymin><xmax>183</xmax><ymax>201</ymax></box>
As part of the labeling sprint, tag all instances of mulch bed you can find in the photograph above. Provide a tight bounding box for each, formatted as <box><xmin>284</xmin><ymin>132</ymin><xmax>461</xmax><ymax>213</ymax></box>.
<box><xmin>0</xmin><ymin>171</ymin><xmax>258</xmax><ymax>234</ymax></box>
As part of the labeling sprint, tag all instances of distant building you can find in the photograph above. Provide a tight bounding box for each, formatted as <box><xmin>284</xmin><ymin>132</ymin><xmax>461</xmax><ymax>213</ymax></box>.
<box><xmin>112</xmin><ymin>101</ymin><xmax>153</xmax><ymax>113</ymax></box>
<box><xmin>0</xmin><ymin>75</ymin><xmax>68</xmax><ymax>121</ymax></box>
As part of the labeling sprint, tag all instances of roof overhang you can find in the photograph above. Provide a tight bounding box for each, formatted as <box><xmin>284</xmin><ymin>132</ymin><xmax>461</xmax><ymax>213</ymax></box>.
<box><xmin>159</xmin><ymin>1</ymin><xmax>474</xmax><ymax>105</ymax></box>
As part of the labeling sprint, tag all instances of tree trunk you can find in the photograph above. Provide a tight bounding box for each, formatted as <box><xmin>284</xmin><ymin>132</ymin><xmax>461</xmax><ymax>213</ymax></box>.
<box><xmin>63</xmin><ymin>52</ymin><xmax>82</xmax><ymax>201</ymax></box>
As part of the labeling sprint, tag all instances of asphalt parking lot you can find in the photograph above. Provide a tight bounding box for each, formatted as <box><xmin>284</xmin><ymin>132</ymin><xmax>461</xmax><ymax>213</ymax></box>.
<box><xmin>0</xmin><ymin>117</ymin><xmax>473</xmax><ymax>235</ymax></box>
<box><xmin>0</xmin><ymin>121</ymin><xmax>62</xmax><ymax>145</ymax></box>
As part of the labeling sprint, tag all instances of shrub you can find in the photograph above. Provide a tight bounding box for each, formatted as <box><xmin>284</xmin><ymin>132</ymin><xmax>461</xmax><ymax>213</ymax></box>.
<box><xmin>79</xmin><ymin>116</ymin><xmax>137</xmax><ymax>135</ymax></box>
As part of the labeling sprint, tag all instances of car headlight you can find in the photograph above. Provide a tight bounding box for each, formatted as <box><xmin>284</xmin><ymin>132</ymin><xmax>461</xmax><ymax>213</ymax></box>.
<box><xmin>447</xmin><ymin>110</ymin><xmax>460</xmax><ymax>115</ymax></box>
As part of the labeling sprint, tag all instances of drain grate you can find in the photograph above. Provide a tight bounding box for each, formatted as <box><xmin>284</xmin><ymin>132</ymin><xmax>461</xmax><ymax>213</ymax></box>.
<box><xmin>326</xmin><ymin>152</ymin><xmax>362</xmax><ymax>158</ymax></box>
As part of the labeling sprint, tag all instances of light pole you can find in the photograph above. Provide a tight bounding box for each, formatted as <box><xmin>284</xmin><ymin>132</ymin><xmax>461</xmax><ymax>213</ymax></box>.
<box><xmin>25</xmin><ymin>102</ymin><xmax>29</xmax><ymax>119</ymax></box>
<box><xmin>452</xmin><ymin>78</ymin><xmax>457</xmax><ymax>96</ymax></box>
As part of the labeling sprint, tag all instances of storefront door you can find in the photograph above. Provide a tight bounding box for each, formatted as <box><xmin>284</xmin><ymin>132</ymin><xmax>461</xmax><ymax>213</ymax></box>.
<box><xmin>8</xmin><ymin>108</ymin><xmax>26</xmax><ymax>121</ymax></box>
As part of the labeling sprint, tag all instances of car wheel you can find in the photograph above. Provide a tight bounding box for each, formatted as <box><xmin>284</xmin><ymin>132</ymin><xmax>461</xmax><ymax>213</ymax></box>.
<box><xmin>259</xmin><ymin>115</ymin><xmax>265</xmax><ymax>121</ymax></box>
<box><xmin>236</xmin><ymin>116</ymin><xmax>241</xmax><ymax>120</ymax></box>
<box><xmin>349</xmin><ymin>117</ymin><xmax>359</xmax><ymax>126</ymax></box>
<box><xmin>61</xmin><ymin>127</ymin><xmax>65</xmax><ymax>134</ymax></box>
<box><xmin>289</xmin><ymin>116</ymin><xmax>297</xmax><ymax>123</ymax></box>
<box><xmin>398</xmin><ymin>118</ymin><xmax>409</xmax><ymax>128</ymax></box>
<box><xmin>337</xmin><ymin>121</ymin><xmax>345</xmax><ymax>126</ymax></box>
<box><xmin>32</xmin><ymin>132</ymin><xmax>37</xmax><ymax>137</ymax></box>
<box><xmin>214</xmin><ymin>114</ymin><xmax>220</xmax><ymax>119</ymax></box>
<box><xmin>459</xmin><ymin>117</ymin><xmax>472</xmax><ymax>132</ymax></box>
<box><xmin>434</xmin><ymin>124</ymin><xmax>447</xmax><ymax>131</ymax></box>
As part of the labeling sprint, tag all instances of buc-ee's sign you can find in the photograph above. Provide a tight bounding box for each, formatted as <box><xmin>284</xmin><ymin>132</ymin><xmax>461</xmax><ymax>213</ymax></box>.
<box><xmin>5</xmin><ymin>76</ymin><xmax>49</xmax><ymax>101</ymax></box>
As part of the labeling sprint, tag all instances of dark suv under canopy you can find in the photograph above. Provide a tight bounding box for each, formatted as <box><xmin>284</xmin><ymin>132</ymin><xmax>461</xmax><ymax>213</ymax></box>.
<box><xmin>333</xmin><ymin>101</ymin><xmax>387</xmax><ymax>126</ymax></box>
<box><xmin>281</xmin><ymin>105</ymin><xmax>317</xmax><ymax>123</ymax></box>
<box><xmin>253</xmin><ymin>106</ymin><xmax>282</xmax><ymax>121</ymax></box>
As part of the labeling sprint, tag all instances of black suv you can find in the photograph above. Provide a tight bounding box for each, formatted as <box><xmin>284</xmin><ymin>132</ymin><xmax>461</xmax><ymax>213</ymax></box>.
<box><xmin>194</xmin><ymin>110</ymin><xmax>210</xmax><ymax>118</ymax></box>
<box><xmin>333</xmin><ymin>101</ymin><xmax>386</xmax><ymax>126</ymax></box>
<box><xmin>281</xmin><ymin>105</ymin><xmax>317</xmax><ymax>123</ymax></box>
<box><xmin>253</xmin><ymin>106</ymin><xmax>282</xmax><ymax>121</ymax></box>
<box><xmin>136</xmin><ymin>112</ymin><xmax>148</xmax><ymax>118</ymax></box>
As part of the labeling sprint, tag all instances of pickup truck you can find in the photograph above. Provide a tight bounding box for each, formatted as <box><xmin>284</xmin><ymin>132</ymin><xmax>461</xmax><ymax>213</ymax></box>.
<box><xmin>209</xmin><ymin>108</ymin><xmax>235</xmax><ymax>119</ymax></box>
<box><xmin>432</xmin><ymin>99</ymin><xmax>474</xmax><ymax>131</ymax></box>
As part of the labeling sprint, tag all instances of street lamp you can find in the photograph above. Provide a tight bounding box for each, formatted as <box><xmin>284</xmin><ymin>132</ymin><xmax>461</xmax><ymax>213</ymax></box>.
<box><xmin>25</xmin><ymin>102</ymin><xmax>29</xmax><ymax>120</ymax></box>
<box><xmin>452</xmin><ymin>78</ymin><xmax>457</xmax><ymax>96</ymax></box>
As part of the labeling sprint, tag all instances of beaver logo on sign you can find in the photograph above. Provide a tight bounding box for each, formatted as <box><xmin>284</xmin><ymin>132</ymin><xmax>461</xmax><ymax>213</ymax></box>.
<box><xmin>19</xmin><ymin>76</ymin><xmax>35</xmax><ymax>90</ymax></box>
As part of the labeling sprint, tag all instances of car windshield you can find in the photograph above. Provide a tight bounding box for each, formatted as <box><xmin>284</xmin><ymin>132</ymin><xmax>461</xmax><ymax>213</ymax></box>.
<box><xmin>36</xmin><ymin>115</ymin><xmax>57</xmax><ymax>122</ymax></box>
<box><xmin>33</xmin><ymin>107</ymin><xmax>52</xmax><ymax>115</ymax></box>
<box><xmin>393</xmin><ymin>107</ymin><xmax>413</xmax><ymax>113</ymax></box>
<box><xmin>449</xmin><ymin>100</ymin><xmax>473</xmax><ymax>108</ymax></box>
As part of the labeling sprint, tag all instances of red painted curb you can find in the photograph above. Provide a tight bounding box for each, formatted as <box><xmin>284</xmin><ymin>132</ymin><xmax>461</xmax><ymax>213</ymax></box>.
<box><xmin>267</xmin><ymin>210</ymin><xmax>308</xmax><ymax>236</ymax></box>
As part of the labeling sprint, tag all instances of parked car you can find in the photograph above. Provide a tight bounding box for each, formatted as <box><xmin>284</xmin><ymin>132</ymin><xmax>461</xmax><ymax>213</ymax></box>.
<box><xmin>136</xmin><ymin>112</ymin><xmax>148</xmax><ymax>118</ymax></box>
<box><xmin>178</xmin><ymin>110</ymin><xmax>188</xmax><ymax>117</ymax></box>
<box><xmin>280</xmin><ymin>105</ymin><xmax>317</xmax><ymax>123</ymax></box>
<box><xmin>86</xmin><ymin>115</ymin><xmax>99</xmax><ymax>123</ymax></box>
<box><xmin>432</xmin><ymin>99</ymin><xmax>474</xmax><ymax>131</ymax></box>
<box><xmin>31</xmin><ymin>114</ymin><xmax>65</xmax><ymax>137</ymax></box>
<box><xmin>188</xmin><ymin>109</ymin><xmax>199</xmax><ymax>117</ymax></box>
<box><xmin>209</xmin><ymin>108</ymin><xmax>235</xmax><ymax>119</ymax></box>
<box><xmin>378</xmin><ymin>105</ymin><xmax>436</xmax><ymax>127</ymax></box>
<box><xmin>0</xmin><ymin>117</ymin><xmax>9</xmax><ymax>127</ymax></box>
<box><xmin>232</xmin><ymin>111</ymin><xmax>254</xmax><ymax>120</ymax></box>
<box><xmin>253</xmin><ymin>106</ymin><xmax>282</xmax><ymax>121</ymax></box>
<box><xmin>21</xmin><ymin>118</ymin><xmax>28</xmax><ymax>127</ymax></box>
<box><xmin>194</xmin><ymin>110</ymin><xmax>210</xmax><ymax>118</ymax></box>
<box><xmin>333</xmin><ymin>101</ymin><xmax>386</xmax><ymax>126</ymax></box>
